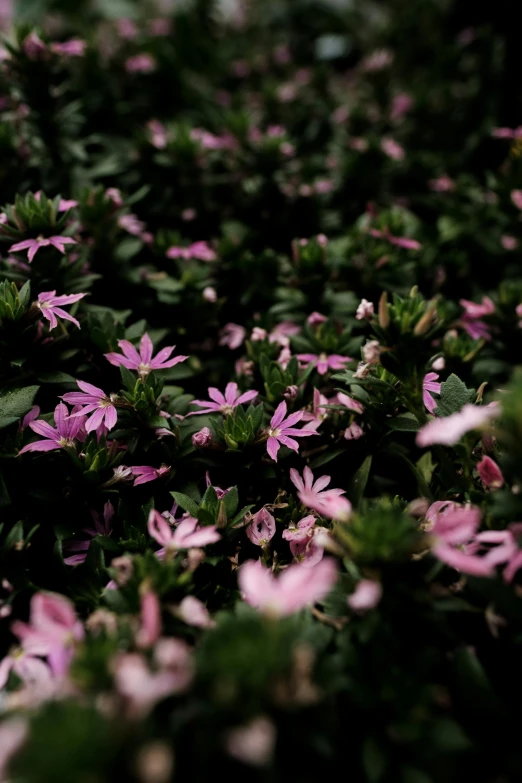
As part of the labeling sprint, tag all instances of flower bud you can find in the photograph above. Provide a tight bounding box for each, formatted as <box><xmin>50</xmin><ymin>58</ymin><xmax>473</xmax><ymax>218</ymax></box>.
<box><xmin>192</xmin><ymin>427</ymin><xmax>212</xmax><ymax>448</ymax></box>
<box><xmin>283</xmin><ymin>385</ymin><xmax>298</xmax><ymax>401</ymax></box>
<box><xmin>344</xmin><ymin>422</ymin><xmax>364</xmax><ymax>440</ymax></box>
<box><xmin>477</xmin><ymin>455</ymin><xmax>504</xmax><ymax>489</ymax></box>
<box><xmin>362</xmin><ymin>340</ymin><xmax>381</xmax><ymax>364</ymax></box>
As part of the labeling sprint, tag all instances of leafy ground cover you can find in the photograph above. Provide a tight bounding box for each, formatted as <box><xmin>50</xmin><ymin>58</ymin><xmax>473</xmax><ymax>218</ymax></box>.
<box><xmin>1</xmin><ymin>2</ymin><xmax>522</xmax><ymax>781</ymax></box>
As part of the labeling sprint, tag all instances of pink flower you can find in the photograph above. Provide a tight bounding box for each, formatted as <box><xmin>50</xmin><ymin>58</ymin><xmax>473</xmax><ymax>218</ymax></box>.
<box><xmin>147</xmin><ymin>119</ymin><xmax>168</xmax><ymax>149</ymax></box>
<box><xmin>269</xmin><ymin>320</ymin><xmax>300</xmax><ymax>346</ymax></box>
<box><xmin>428</xmin><ymin>175</ymin><xmax>455</xmax><ymax>192</ymax></box>
<box><xmin>11</xmin><ymin>592</ymin><xmax>84</xmax><ymax>676</ymax></box>
<box><xmin>0</xmin><ymin>649</ymin><xmax>53</xmax><ymax>692</ymax></box>
<box><xmin>192</xmin><ymin>427</ymin><xmax>212</xmax><ymax>448</ymax></box>
<box><xmin>137</xmin><ymin>591</ymin><xmax>162</xmax><ymax>648</ymax></box>
<box><xmin>344</xmin><ymin>422</ymin><xmax>364</xmax><ymax>440</ymax></box>
<box><xmin>290</xmin><ymin>466</ymin><xmax>351</xmax><ymax>520</ymax></box>
<box><xmin>416</xmin><ymin>403</ymin><xmax>499</xmax><ymax>447</ymax></box>
<box><xmin>347</xmin><ymin>580</ymin><xmax>383</xmax><ymax>611</ymax></box>
<box><xmin>9</xmin><ymin>235</ymin><xmax>77</xmax><ymax>262</ymax></box>
<box><xmin>148</xmin><ymin>510</ymin><xmax>220</xmax><ymax>557</ymax></box>
<box><xmin>289</xmin><ymin>534</ymin><xmax>324</xmax><ymax>567</ymax></box>
<box><xmin>477</xmin><ymin>455</ymin><xmax>504</xmax><ymax>489</ymax></box>
<box><xmin>174</xmin><ymin>596</ymin><xmax>215</xmax><ymax>628</ymax></box>
<box><xmin>36</xmin><ymin>290</ymin><xmax>86</xmax><ymax>330</ymax></box>
<box><xmin>105</xmin><ymin>333</ymin><xmax>188</xmax><ymax>378</ymax></box>
<box><xmin>166</xmin><ymin>241</ymin><xmax>216</xmax><ymax>261</ymax></box>
<box><xmin>381</xmin><ymin>137</ymin><xmax>405</xmax><ymax>161</ymax></box>
<box><xmin>355</xmin><ymin>299</ymin><xmax>374</xmax><ymax>320</ymax></box>
<box><xmin>306</xmin><ymin>311</ymin><xmax>328</xmax><ymax>328</ymax></box>
<box><xmin>51</xmin><ymin>39</ymin><xmax>86</xmax><ymax>56</ymax></box>
<box><xmin>19</xmin><ymin>402</ymin><xmax>86</xmax><ymax>455</ymax></box>
<box><xmin>368</xmin><ymin>228</ymin><xmax>421</xmax><ymax>250</ymax></box>
<box><xmin>246</xmin><ymin>508</ymin><xmax>276</xmax><ymax>546</ymax></box>
<box><xmin>114</xmin><ymin>643</ymin><xmax>192</xmax><ymax>715</ymax></box>
<box><xmin>125</xmin><ymin>53</ymin><xmax>156</xmax><ymax>73</ymax></box>
<box><xmin>219</xmin><ymin>323</ymin><xmax>246</xmax><ymax>349</ymax></box>
<box><xmin>22</xmin><ymin>32</ymin><xmax>47</xmax><ymax>59</ymax></box>
<box><xmin>20</xmin><ymin>405</ymin><xmax>40</xmax><ymax>430</ymax></box>
<box><xmin>61</xmin><ymin>381</ymin><xmax>118</xmax><ymax>433</ymax></box>
<box><xmin>428</xmin><ymin>504</ymin><xmax>495</xmax><ymax>576</ymax></box>
<box><xmin>337</xmin><ymin>392</ymin><xmax>364</xmax><ymax>413</ymax></box>
<box><xmin>460</xmin><ymin>296</ymin><xmax>495</xmax><ymax>320</ymax></box>
<box><xmin>491</xmin><ymin>126</ymin><xmax>522</xmax><ymax>139</ymax></box>
<box><xmin>63</xmin><ymin>501</ymin><xmax>114</xmax><ymax>566</ymax></box>
<box><xmin>265</xmin><ymin>401</ymin><xmax>315</xmax><ymax>461</ymax></box>
<box><xmin>118</xmin><ymin>213</ymin><xmax>147</xmax><ymax>236</ymax></box>
<box><xmin>131</xmin><ymin>464</ymin><xmax>170</xmax><ymax>486</ymax></box>
<box><xmin>238</xmin><ymin>558</ymin><xmax>337</xmax><ymax>615</ymax></box>
<box><xmin>301</xmin><ymin>388</ymin><xmax>330</xmax><ymax>432</ymax></box>
<box><xmin>282</xmin><ymin>515</ymin><xmax>316</xmax><ymax>543</ymax></box>
<box><xmin>423</xmin><ymin>372</ymin><xmax>441</xmax><ymax>414</ymax></box>
<box><xmin>202</xmin><ymin>286</ymin><xmax>217</xmax><ymax>302</ymax></box>
<box><xmin>297</xmin><ymin>352</ymin><xmax>352</xmax><ymax>375</ymax></box>
<box><xmin>390</xmin><ymin>92</ymin><xmax>413</xmax><ymax>122</ymax></box>
<box><xmin>501</xmin><ymin>235</ymin><xmax>518</xmax><ymax>250</ymax></box>
<box><xmin>226</xmin><ymin>717</ymin><xmax>276</xmax><ymax>767</ymax></box>
<box><xmin>511</xmin><ymin>190</ymin><xmax>522</xmax><ymax>210</ymax></box>
<box><xmin>191</xmin><ymin>382</ymin><xmax>258</xmax><ymax>416</ymax></box>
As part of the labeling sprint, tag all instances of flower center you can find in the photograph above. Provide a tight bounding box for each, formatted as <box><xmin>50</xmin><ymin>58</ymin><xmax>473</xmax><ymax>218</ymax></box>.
<box><xmin>220</xmin><ymin>403</ymin><xmax>235</xmax><ymax>415</ymax></box>
<box><xmin>59</xmin><ymin>437</ymin><xmax>75</xmax><ymax>447</ymax></box>
<box><xmin>99</xmin><ymin>397</ymin><xmax>113</xmax><ymax>408</ymax></box>
<box><xmin>138</xmin><ymin>362</ymin><xmax>151</xmax><ymax>376</ymax></box>
<box><xmin>267</xmin><ymin>428</ymin><xmax>281</xmax><ymax>438</ymax></box>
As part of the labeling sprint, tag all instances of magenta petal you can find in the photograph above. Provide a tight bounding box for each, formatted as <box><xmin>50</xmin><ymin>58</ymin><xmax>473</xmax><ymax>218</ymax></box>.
<box><xmin>19</xmin><ymin>440</ymin><xmax>60</xmax><ymax>454</ymax></box>
<box><xmin>30</xmin><ymin>420</ymin><xmax>59</xmax><ymax>440</ymax></box>
<box><xmin>271</xmin><ymin>401</ymin><xmax>287</xmax><ymax>428</ymax></box>
<box><xmin>266</xmin><ymin>437</ymin><xmax>280</xmax><ymax>461</ymax></box>
<box><xmin>103</xmin><ymin>405</ymin><xmax>118</xmax><ymax>431</ymax></box>
<box><xmin>85</xmin><ymin>408</ymin><xmax>106</xmax><ymax>433</ymax></box>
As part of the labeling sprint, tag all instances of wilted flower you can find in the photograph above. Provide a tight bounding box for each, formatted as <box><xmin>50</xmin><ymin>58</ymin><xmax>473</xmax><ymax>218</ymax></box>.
<box><xmin>246</xmin><ymin>508</ymin><xmax>276</xmax><ymax>546</ymax></box>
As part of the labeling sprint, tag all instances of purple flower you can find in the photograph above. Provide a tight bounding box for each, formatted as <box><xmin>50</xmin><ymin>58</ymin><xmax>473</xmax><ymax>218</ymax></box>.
<box><xmin>265</xmin><ymin>401</ymin><xmax>315</xmax><ymax>461</ymax></box>
<box><xmin>131</xmin><ymin>464</ymin><xmax>171</xmax><ymax>486</ymax></box>
<box><xmin>105</xmin><ymin>333</ymin><xmax>188</xmax><ymax>378</ymax></box>
<box><xmin>61</xmin><ymin>381</ymin><xmax>118</xmax><ymax>433</ymax></box>
<box><xmin>191</xmin><ymin>382</ymin><xmax>258</xmax><ymax>416</ymax></box>
<box><xmin>423</xmin><ymin>372</ymin><xmax>441</xmax><ymax>414</ymax></box>
<box><xmin>297</xmin><ymin>352</ymin><xmax>352</xmax><ymax>375</ymax></box>
<box><xmin>11</xmin><ymin>592</ymin><xmax>84</xmax><ymax>677</ymax></box>
<box><xmin>416</xmin><ymin>403</ymin><xmax>499</xmax><ymax>447</ymax></box>
<box><xmin>63</xmin><ymin>501</ymin><xmax>114</xmax><ymax>566</ymax></box>
<box><xmin>219</xmin><ymin>323</ymin><xmax>246</xmax><ymax>349</ymax></box>
<box><xmin>50</xmin><ymin>39</ymin><xmax>86</xmax><ymax>56</ymax></box>
<box><xmin>238</xmin><ymin>558</ymin><xmax>337</xmax><ymax>616</ymax></box>
<box><xmin>36</xmin><ymin>290</ymin><xmax>86</xmax><ymax>330</ymax></box>
<box><xmin>9</xmin><ymin>236</ymin><xmax>77</xmax><ymax>263</ymax></box>
<box><xmin>246</xmin><ymin>508</ymin><xmax>276</xmax><ymax>546</ymax></box>
<box><xmin>282</xmin><ymin>515</ymin><xmax>316</xmax><ymax>543</ymax></box>
<box><xmin>19</xmin><ymin>403</ymin><xmax>86</xmax><ymax>455</ymax></box>
<box><xmin>125</xmin><ymin>53</ymin><xmax>156</xmax><ymax>73</ymax></box>
<box><xmin>166</xmin><ymin>241</ymin><xmax>216</xmax><ymax>261</ymax></box>
<box><xmin>148</xmin><ymin>510</ymin><xmax>220</xmax><ymax>557</ymax></box>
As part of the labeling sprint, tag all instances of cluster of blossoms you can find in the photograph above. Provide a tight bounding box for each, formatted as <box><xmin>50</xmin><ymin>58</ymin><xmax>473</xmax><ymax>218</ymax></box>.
<box><xmin>1</xmin><ymin>3</ymin><xmax>522</xmax><ymax>782</ymax></box>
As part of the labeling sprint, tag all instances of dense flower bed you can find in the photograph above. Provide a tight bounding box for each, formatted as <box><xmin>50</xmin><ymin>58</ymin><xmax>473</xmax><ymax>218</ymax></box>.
<box><xmin>1</xmin><ymin>1</ymin><xmax>522</xmax><ymax>781</ymax></box>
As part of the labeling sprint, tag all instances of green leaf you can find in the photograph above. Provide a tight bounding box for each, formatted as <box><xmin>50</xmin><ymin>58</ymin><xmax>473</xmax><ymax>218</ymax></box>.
<box><xmin>348</xmin><ymin>455</ymin><xmax>372</xmax><ymax>509</ymax></box>
<box><xmin>416</xmin><ymin>452</ymin><xmax>437</xmax><ymax>485</ymax></box>
<box><xmin>0</xmin><ymin>386</ymin><xmax>39</xmax><ymax>424</ymax></box>
<box><xmin>388</xmin><ymin>415</ymin><xmax>420</xmax><ymax>432</ymax></box>
<box><xmin>170</xmin><ymin>491</ymin><xmax>200</xmax><ymax>517</ymax></box>
<box><xmin>434</xmin><ymin>374</ymin><xmax>475</xmax><ymax>417</ymax></box>
<box><xmin>223</xmin><ymin>486</ymin><xmax>239</xmax><ymax>517</ymax></box>
<box><xmin>36</xmin><ymin>372</ymin><xmax>77</xmax><ymax>384</ymax></box>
